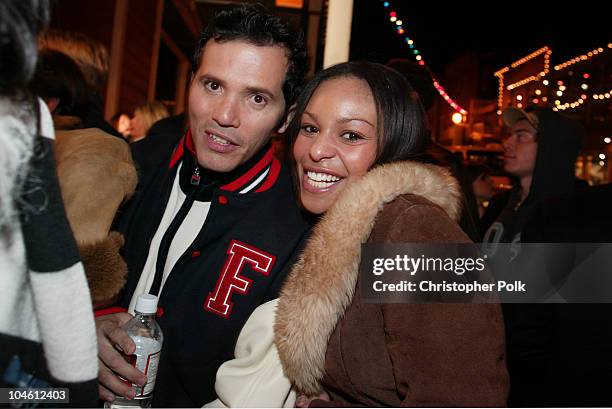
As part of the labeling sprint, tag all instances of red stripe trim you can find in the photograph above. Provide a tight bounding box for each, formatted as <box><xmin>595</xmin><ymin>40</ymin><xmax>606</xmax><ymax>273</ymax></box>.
<box><xmin>94</xmin><ymin>306</ymin><xmax>127</xmax><ymax>317</ymax></box>
<box><xmin>168</xmin><ymin>129</ymin><xmax>195</xmax><ymax>169</ymax></box>
<box><xmin>221</xmin><ymin>146</ymin><xmax>275</xmax><ymax>192</ymax></box>
<box><xmin>169</xmin><ymin>136</ymin><xmax>185</xmax><ymax>169</ymax></box>
<box><xmin>255</xmin><ymin>158</ymin><xmax>281</xmax><ymax>192</ymax></box>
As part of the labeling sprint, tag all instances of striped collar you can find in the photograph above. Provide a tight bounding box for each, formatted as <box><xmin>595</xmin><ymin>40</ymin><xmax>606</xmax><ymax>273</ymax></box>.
<box><xmin>171</xmin><ymin>128</ymin><xmax>281</xmax><ymax>195</ymax></box>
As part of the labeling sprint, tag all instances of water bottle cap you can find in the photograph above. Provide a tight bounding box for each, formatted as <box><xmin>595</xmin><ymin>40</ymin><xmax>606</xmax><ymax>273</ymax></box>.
<box><xmin>135</xmin><ymin>294</ymin><xmax>158</xmax><ymax>314</ymax></box>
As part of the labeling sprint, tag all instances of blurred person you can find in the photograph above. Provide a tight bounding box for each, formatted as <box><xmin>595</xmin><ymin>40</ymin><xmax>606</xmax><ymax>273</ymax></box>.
<box><xmin>111</xmin><ymin>112</ymin><xmax>132</xmax><ymax>139</ymax></box>
<box><xmin>386</xmin><ymin>58</ymin><xmax>481</xmax><ymax>241</ymax></box>
<box><xmin>128</xmin><ymin>101</ymin><xmax>170</xmax><ymax>143</ymax></box>
<box><xmin>39</xmin><ymin>28</ymin><xmax>122</xmax><ymax>138</ymax></box>
<box><xmin>482</xmin><ymin>106</ymin><xmax>583</xmax><ymax>244</ymax></box>
<box><xmin>95</xmin><ymin>4</ymin><xmax>310</xmax><ymax>407</ymax></box>
<box><xmin>481</xmin><ymin>106</ymin><xmax>588</xmax><ymax>406</ymax></box>
<box><xmin>29</xmin><ymin>44</ymin><xmax>138</xmax><ymax>308</ymax></box>
<box><xmin>30</xmin><ymin>48</ymin><xmax>90</xmax><ymax>128</ymax></box>
<box><xmin>0</xmin><ymin>0</ymin><xmax>98</xmax><ymax>405</ymax></box>
<box><xmin>207</xmin><ymin>62</ymin><xmax>508</xmax><ymax>407</ymax></box>
<box><xmin>129</xmin><ymin>113</ymin><xmax>186</xmax><ymax>184</ymax></box>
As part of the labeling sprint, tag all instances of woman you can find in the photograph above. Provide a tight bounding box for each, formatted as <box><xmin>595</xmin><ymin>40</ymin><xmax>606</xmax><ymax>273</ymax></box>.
<box><xmin>129</xmin><ymin>100</ymin><xmax>169</xmax><ymax>143</ymax></box>
<box><xmin>208</xmin><ymin>62</ymin><xmax>508</xmax><ymax>407</ymax></box>
<box><xmin>1</xmin><ymin>0</ymin><xmax>98</xmax><ymax>404</ymax></box>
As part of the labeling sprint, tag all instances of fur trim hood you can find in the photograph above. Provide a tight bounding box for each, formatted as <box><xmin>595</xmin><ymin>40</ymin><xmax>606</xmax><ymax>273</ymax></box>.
<box><xmin>274</xmin><ymin>161</ymin><xmax>462</xmax><ymax>395</ymax></box>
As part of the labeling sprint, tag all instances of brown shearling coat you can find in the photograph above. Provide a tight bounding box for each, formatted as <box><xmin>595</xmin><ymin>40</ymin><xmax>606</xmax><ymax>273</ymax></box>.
<box><xmin>54</xmin><ymin>127</ymin><xmax>138</xmax><ymax>306</ymax></box>
<box><xmin>275</xmin><ymin>161</ymin><xmax>509</xmax><ymax>407</ymax></box>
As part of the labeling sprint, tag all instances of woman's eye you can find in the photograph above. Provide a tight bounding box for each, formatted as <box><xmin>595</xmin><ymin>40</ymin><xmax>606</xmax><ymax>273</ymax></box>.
<box><xmin>341</xmin><ymin>132</ymin><xmax>363</xmax><ymax>142</ymax></box>
<box><xmin>301</xmin><ymin>125</ymin><xmax>318</xmax><ymax>134</ymax></box>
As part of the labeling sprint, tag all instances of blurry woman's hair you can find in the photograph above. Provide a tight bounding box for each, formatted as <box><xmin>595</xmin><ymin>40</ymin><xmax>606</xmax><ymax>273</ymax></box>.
<box><xmin>38</xmin><ymin>29</ymin><xmax>109</xmax><ymax>93</ymax></box>
<box><xmin>0</xmin><ymin>0</ymin><xmax>50</xmax><ymax>96</ymax></box>
<box><xmin>286</xmin><ymin>61</ymin><xmax>428</xmax><ymax>167</ymax></box>
<box><xmin>29</xmin><ymin>49</ymin><xmax>90</xmax><ymax>120</ymax></box>
<box><xmin>131</xmin><ymin>101</ymin><xmax>170</xmax><ymax>141</ymax></box>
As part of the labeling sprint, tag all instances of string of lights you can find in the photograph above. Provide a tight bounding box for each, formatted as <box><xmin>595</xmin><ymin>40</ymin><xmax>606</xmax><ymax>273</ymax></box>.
<box><xmin>380</xmin><ymin>0</ymin><xmax>468</xmax><ymax>115</ymax></box>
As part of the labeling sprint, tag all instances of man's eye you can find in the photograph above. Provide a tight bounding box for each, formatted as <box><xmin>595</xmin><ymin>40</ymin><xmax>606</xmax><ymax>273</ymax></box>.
<box><xmin>252</xmin><ymin>94</ymin><xmax>267</xmax><ymax>105</ymax></box>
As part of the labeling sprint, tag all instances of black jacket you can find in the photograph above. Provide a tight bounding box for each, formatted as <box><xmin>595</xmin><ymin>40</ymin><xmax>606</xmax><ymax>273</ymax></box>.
<box><xmin>116</xmin><ymin>132</ymin><xmax>310</xmax><ymax>406</ymax></box>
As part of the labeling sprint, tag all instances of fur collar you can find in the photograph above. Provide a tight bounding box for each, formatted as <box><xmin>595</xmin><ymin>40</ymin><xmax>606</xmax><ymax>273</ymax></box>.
<box><xmin>274</xmin><ymin>161</ymin><xmax>462</xmax><ymax>395</ymax></box>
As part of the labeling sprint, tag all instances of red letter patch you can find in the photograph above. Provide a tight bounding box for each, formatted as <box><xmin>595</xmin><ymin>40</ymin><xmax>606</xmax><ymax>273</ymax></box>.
<box><xmin>205</xmin><ymin>240</ymin><xmax>276</xmax><ymax>318</ymax></box>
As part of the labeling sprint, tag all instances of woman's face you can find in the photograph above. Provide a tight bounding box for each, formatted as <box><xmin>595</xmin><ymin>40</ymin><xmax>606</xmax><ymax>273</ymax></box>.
<box><xmin>117</xmin><ymin>114</ymin><xmax>131</xmax><ymax>138</ymax></box>
<box><xmin>293</xmin><ymin>76</ymin><xmax>378</xmax><ymax>215</ymax></box>
<box><xmin>130</xmin><ymin>111</ymin><xmax>146</xmax><ymax>140</ymax></box>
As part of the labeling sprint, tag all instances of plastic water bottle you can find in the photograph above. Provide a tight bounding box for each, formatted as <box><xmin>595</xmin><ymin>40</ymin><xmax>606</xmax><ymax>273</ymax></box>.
<box><xmin>105</xmin><ymin>294</ymin><xmax>164</xmax><ymax>408</ymax></box>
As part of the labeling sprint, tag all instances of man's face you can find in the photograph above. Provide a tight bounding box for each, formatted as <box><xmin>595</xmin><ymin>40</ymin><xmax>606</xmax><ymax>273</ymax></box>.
<box><xmin>503</xmin><ymin>119</ymin><xmax>538</xmax><ymax>178</ymax></box>
<box><xmin>188</xmin><ymin>40</ymin><xmax>289</xmax><ymax>172</ymax></box>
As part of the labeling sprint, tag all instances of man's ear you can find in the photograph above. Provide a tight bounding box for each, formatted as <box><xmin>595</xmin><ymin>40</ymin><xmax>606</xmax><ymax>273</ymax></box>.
<box><xmin>277</xmin><ymin>104</ymin><xmax>297</xmax><ymax>134</ymax></box>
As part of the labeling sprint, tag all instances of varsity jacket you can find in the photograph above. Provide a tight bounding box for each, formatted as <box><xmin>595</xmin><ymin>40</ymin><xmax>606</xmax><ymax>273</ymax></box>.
<box><xmin>112</xmin><ymin>130</ymin><xmax>310</xmax><ymax>407</ymax></box>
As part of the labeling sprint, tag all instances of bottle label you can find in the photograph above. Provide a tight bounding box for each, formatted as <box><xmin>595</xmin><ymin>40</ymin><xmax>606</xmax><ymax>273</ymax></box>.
<box><xmin>130</xmin><ymin>336</ymin><xmax>162</xmax><ymax>397</ymax></box>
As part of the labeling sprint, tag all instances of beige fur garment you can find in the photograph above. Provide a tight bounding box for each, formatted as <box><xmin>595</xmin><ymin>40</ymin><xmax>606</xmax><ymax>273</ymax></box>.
<box><xmin>54</xmin><ymin>128</ymin><xmax>138</xmax><ymax>303</ymax></box>
<box><xmin>274</xmin><ymin>161</ymin><xmax>462</xmax><ymax>395</ymax></box>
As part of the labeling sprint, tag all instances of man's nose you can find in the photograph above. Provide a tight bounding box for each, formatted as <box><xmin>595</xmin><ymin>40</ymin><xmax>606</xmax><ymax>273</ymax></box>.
<box><xmin>212</xmin><ymin>96</ymin><xmax>240</xmax><ymax>128</ymax></box>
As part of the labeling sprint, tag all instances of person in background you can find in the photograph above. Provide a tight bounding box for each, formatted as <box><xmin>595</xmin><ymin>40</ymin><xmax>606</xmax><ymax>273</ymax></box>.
<box><xmin>128</xmin><ymin>101</ymin><xmax>170</xmax><ymax>143</ymax></box>
<box><xmin>481</xmin><ymin>106</ymin><xmax>588</xmax><ymax>407</ymax></box>
<box><xmin>39</xmin><ymin>28</ymin><xmax>122</xmax><ymax>139</ymax></box>
<box><xmin>29</xmin><ymin>43</ymin><xmax>138</xmax><ymax>308</ymax></box>
<box><xmin>0</xmin><ymin>0</ymin><xmax>98</xmax><ymax>404</ymax></box>
<box><xmin>111</xmin><ymin>112</ymin><xmax>132</xmax><ymax>139</ymax></box>
<box><xmin>96</xmin><ymin>5</ymin><xmax>310</xmax><ymax>407</ymax></box>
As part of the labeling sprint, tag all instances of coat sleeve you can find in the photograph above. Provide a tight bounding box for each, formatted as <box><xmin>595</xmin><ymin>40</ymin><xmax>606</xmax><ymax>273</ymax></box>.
<box><xmin>204</xmin><ymin>299</ymin><xmax>296</xmax><ymax>408</ymax></box>
<box><xmin>379</xmin><ymin>202</ymin><xmax>509</xmax><ymax>407</ymax></box>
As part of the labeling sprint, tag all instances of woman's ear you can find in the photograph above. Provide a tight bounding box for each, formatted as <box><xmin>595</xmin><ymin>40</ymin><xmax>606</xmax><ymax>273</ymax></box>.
<box><xmin>277</xmin><ymin>104</ymin><xmax>297</xmax><ymax>134</ymax></box>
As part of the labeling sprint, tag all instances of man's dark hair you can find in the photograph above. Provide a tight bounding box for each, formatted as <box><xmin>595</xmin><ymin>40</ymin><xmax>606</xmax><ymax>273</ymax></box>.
<box><xmin>192</xmin><ymin>3</ymin><xmax>306</xmax><ymax>108</ymax></box>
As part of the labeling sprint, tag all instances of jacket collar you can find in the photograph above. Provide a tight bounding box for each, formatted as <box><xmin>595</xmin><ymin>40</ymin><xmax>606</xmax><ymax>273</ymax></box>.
<box><xmin>274</xmin><ymin>161</ymin><xmax>462</xmax><ymax>395</ymax></box>
<box><xmin>172</xmin><ymin>128</ymin><xmax>281</xmax><ymax>198</ymax></box>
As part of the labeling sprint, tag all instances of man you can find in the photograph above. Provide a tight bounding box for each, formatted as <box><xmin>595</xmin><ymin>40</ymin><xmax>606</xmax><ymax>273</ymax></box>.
<box><xmin>95</xmin><ymin>5</ymin><xmax>309</xmax><ymax>407</ymax></box>
<box><xmin>482</xmin><ymin>107</ymin><xmax>589</xmax><ymax>406</ymax></box>
<box><xmin>482</xmin><ymin>106</ymin><xmax>583</xmax><ymax>246</ymax></box>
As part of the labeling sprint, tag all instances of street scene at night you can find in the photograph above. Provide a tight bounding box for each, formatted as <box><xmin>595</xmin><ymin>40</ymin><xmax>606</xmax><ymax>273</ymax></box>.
<box><xmin>1</xmin><ymin>0</ymin><xmax>611</xmax><ymax>407</ymax></box>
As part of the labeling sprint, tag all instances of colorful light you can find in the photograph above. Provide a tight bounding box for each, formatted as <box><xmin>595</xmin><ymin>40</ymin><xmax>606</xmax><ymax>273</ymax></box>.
<box><xmin>379</xmin><ymin>0</ymin><xmax>467</xmax><ymax>115</ymax></box>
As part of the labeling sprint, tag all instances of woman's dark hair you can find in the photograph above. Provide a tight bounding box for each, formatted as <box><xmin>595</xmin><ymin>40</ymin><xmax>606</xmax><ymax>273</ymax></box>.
<box><xmin>29</xmin><ymin>49</ymin><xmax>90</xmax><ymax>119</ymax></box>
<box><xmin>286</xmin><ymin>61</ymin><xmax>429</xmax><ymax>167</ymax></box>
<box><xmin>192</xmin><ymin>3</ymin><xmax>306</xmax><ymax>109</ymax></box>
<box><xmin>0</xmin><ymin>0</ymin><xmax>49</xmax><ymax>96</ymax></box>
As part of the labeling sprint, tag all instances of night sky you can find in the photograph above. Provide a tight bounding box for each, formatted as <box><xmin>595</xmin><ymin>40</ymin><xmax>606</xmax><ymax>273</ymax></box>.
<box><xmin>350</xmin><ymin>1</ymin><xmax>610</xmax><ymax>95</ymax></box>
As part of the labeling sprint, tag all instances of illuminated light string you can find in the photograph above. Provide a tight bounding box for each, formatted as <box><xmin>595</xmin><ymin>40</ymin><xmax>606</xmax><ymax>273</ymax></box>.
<box><xmin>496</xmin><ymin>43</ymin><xmax>610</xmax><ymax>114</ymax></box>
<box><xmin>552</xmin><ymin>89</ymin><xmax>612</xmax><ymax>112</ymax></box>
<box><xmin>554</xmin><ymin>43</ymin><xmax>612</xmax><ymax>71</ymax></box>
<box><xmin>381</xmin><ymin>0</ymin><xmax>468</xmax><ymax>115</ymax></box>
<box><xmin>494</xmin><ymin>46</ymin><xmax>551</xmax><ymax>114</ymax></box>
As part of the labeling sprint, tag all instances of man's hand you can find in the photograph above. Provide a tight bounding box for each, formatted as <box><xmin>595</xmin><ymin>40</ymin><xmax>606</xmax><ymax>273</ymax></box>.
<box><xmin>96</xmin><ymin>312</ymin><xmax>148</xmax><ymax>402</ymax></box>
